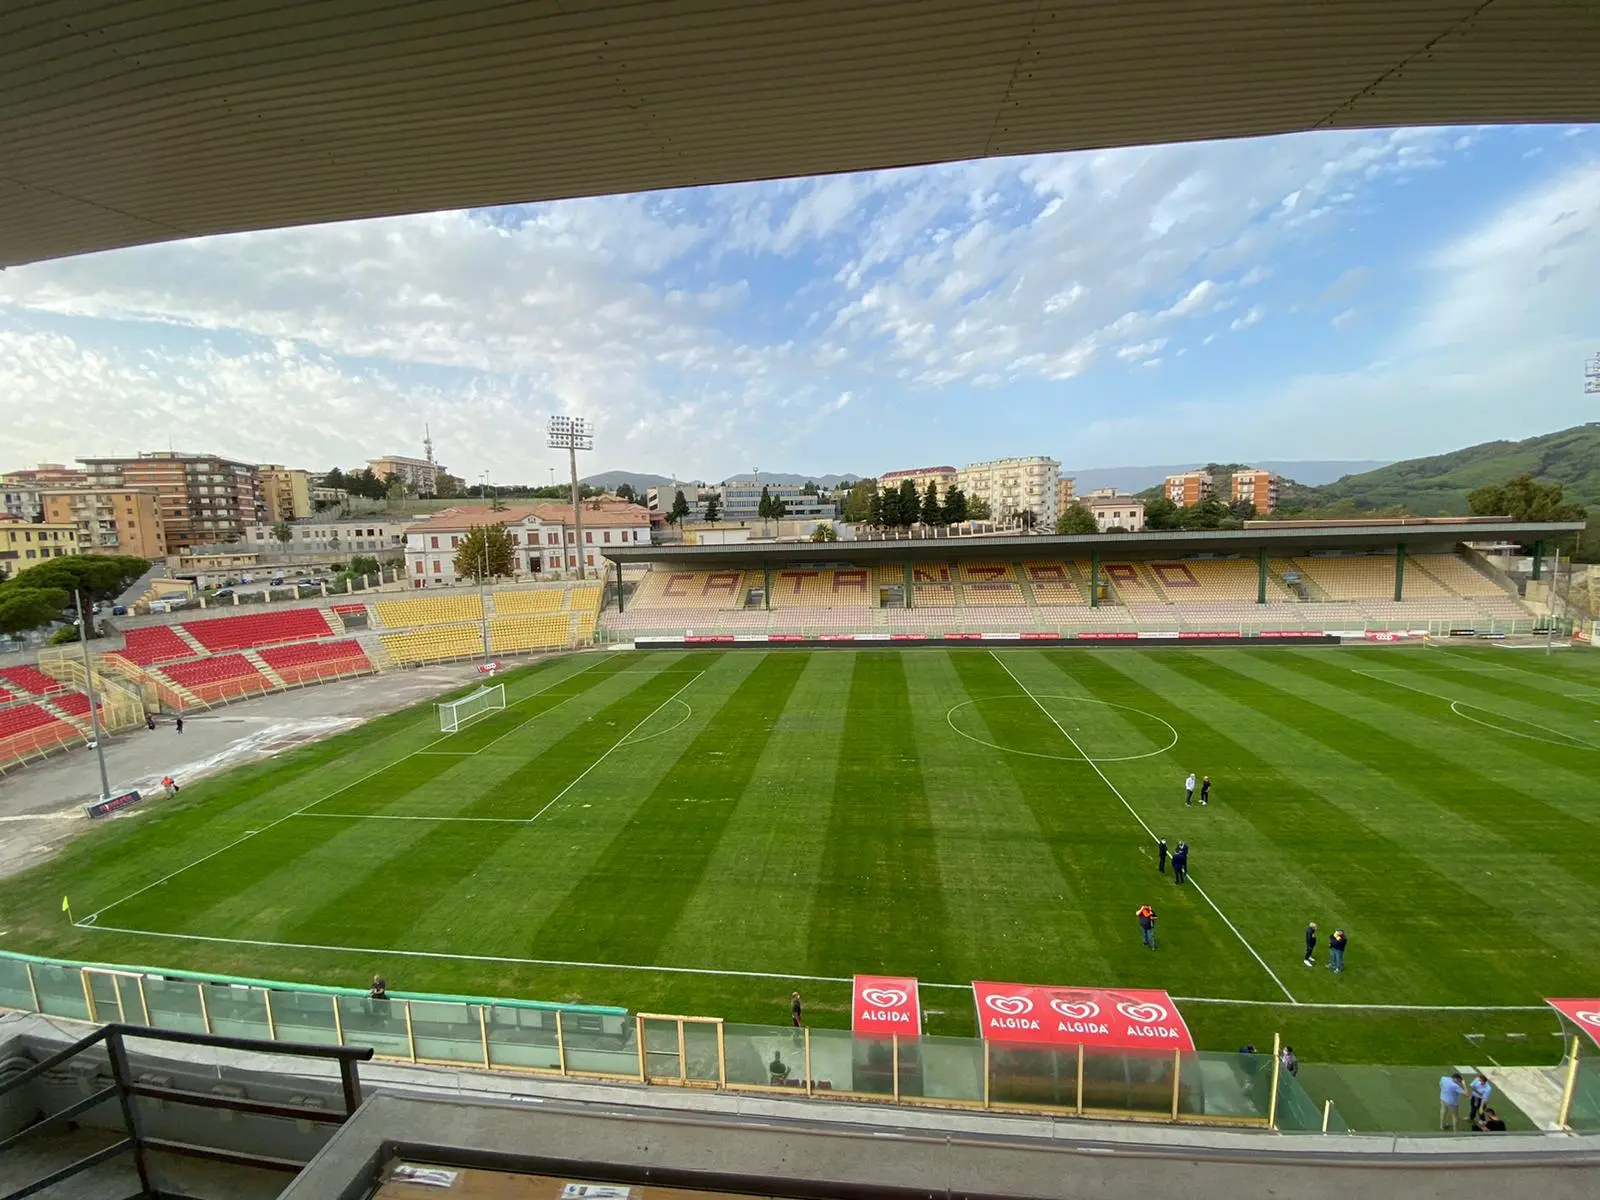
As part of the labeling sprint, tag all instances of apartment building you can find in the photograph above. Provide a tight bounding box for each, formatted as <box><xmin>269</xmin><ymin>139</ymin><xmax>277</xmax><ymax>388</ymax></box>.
<box><xmin>248</xmin><ymin>518</ymin><xmax>406</xmax><ymax>555</ymax></box>
<box><xmin>1164</xmin><ymin>470</ymin><xmax>1213</xmax><ymax>507</ymax></box>
<box><xmin>79</xmin><ymin>452</ymin><xmax>264</xmax><ymax>551</ymax></box>
<box><xmin>958</xmin><ymin>456</ymin><xmax>1061</xmax><ymax>528</ymax></box>
<box><xmin>646</xmin><ymin>484</ymin><xmax>714</xmax><ymax>521</ymax></box>
<box><xmin>716</xmin><ymin>479</ymin><xmax>835</xmax><ymax>521</ymax></box>
<box><xmin>1</xmin><ymin>464</ymin><xmax>84</xmax><ymax>522</ymax></box>
<box><xmin>1084</xmin><ymin>492</ymin><xmax>1146</xmax><ymax>532</ymax></box>
<box><xmin>258</xmin><ymin>465</ymin><xmax>313</xmax><ymax>520</ymax></box>
<box><xmin>1</xmin><ymin>485</ymin><xmax>41</xmax><ymax>522</ymax></box>
<box><xmin>1056</xmin><ymin>475</ymin><xmax>1076</xmax><ymax>515</ymax></box>
<box><xmin>1231</xmin><ymin>468</ymin><xmax>1280</xmax><ymax>514</ymax></box>
<box><xmin>405</xmin><ymin>500</ymin><xmax>649</xmax><ymax>585</ymax></box>
<box><xmin>39</xmin><ymin>486</ymin><xmax>167</xmax><ymax>558</ymax></box>
<box><xmin>0</xmin><ymin>514</ymin><xmax>79</xmax><ymax>568</ymax></box>
<box><xmin>368</xmin><ymin>454</ymin><xmax>446</xmax><ymax>495</ymax></box>
<box><xmin>880</xmin><ymin>466</ymin><xmax>958</xmax><ymax>501</ymax></box>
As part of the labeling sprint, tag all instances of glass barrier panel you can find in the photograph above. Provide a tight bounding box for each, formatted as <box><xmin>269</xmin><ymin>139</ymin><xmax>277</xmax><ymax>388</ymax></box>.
<box><xmin>558</xmin><ymin>1008</ymin><xmax>637</xmax><ymax>1076</ymax></box>
<box><xmin>270</xmin><ymin>990</ymin><xmax>340</xmax><ymax>1046</ymax></box>
<box><xmin>31</xmin><ymin>962</ymin><xmax>89</xmax><ymax>1020</ymax></box>
<box><xmin>1273</xmin><ymin>1068</ymin><xmax>1326</xmax><ymax>1132</ymax></box>
<box><xmin>1186</xmin><ymin>1050</ymin><xmax>1272</xmax><ymax>1122</ymax></box>
<box><xmin>829</xmin><ymin>1030</ymin><xmax>894</xmax><ymax>1098</ymax></box>
<box><xmin>204</xmin><ymin>984</ymin><xmax>272</xmax><ymax>1040</ymax></box>
<box><xmin>411</xmin><ymin>1000</ymin><xmax>485</xmax><ymax>1065</ymax></box>
<box><xmin>989</xmin><ymin>1042</ymin><xmax>1080</xmax><ymax>1110</ymax></box>
<box><xmin>1567</xmin><ymin>1054</ymin><xmax>1600</xmax><ymax>1131</ymax></box>
<box><xmin>485</xmin><ymin>1004</ymin><xmax>561</xmax><ymax>1071</ymax></box>
<box><xmin>142</xmin><ymin>977</ymin><xmax>208</xmax><ymax>1034</ymax></box>
<box><xmin>641</xmin><ymin>1017</ymin><xmax>682</xmax><ymax>1081</ymax></box>
<box><xmin>0</xmin><ymin>959</ymin><xmax>35</xmax><ymax>1011</ymax></box>
<box><xmin>918</xmin><ymin>1034</ymin><xmax>985</xmax><ymax>1104</ymax></box>
<box><xmin>115</xmin><ymin>976</ymin><xmax>148</xmax><ymax>1024</ymax></box>
<box><xmin>85</xmin><ymin>972</ymin><xmax>123</xmax><ymax>1022</ymax></box>
<box><xmin>335</xmin><ymin>994</ymin><xmax>412</xmax><ymax>1058</ymax></box>
<box><xmin>1115</xmin><ymin>1048</ymin><xmax>1178</xmax><ymax>1117</ymax></box>
<box><xmin>683</xmin><ymin>1022</ymin><xmax>721</xmax><ymax>1084</ymax></box>
<box><xmin>722</xmin><ymin>1022</ymin><xmax>800</xmax><ymax>1089</ymax></box>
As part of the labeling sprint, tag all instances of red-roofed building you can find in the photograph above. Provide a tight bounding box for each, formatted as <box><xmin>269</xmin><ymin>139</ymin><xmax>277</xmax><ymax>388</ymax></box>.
<box><xmin>403</xmin><ymin>501</ymin><xmax>649</xmax><ymax>586</ymax></box>
<box><xmin>879</xmin><ymin>466</ymin><xmax>958</xmax><ymax>499</ymax></box>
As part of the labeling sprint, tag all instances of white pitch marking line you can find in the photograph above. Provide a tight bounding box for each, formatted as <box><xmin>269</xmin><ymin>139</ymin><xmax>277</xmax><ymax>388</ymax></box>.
<box><xmin>524</xmin><ymin>671</ymin><xmax>704</xmax><ymax>825</ymax></box>
<box><xmin>1357</xmin><ymin>670</ymin><xmax>1600</xmax><ymax>750</ymax></box>
<box><xmin>988</xmin><ymin>649</ymin><xmax>1299</xmax><ymax>1005</ymax></box>
<box><xmin>81</xmin><ymin>655</ymin><xmax>636</xmax><ymax>924</ymax></box>
<box><xmin>294</xmin><ymin>812</ymin><xmax>532</xmax><ymax>824</ymax></box>
<box><xmin>66</xmin><ymin>919</ymin><xmax>1558</xmax><ymax>1013</ymax></box>
<box><xmin>466</xmin><ymin>655</ymin><xmax>614</xmax><ymax>754</ymax></box>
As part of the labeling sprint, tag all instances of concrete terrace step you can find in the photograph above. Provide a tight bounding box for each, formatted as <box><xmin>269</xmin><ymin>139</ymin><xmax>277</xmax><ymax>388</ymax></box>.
<box><xmin>240</xmin><ymin>649</ymin><xmax>287</xmax><ymax>689</ymax></box>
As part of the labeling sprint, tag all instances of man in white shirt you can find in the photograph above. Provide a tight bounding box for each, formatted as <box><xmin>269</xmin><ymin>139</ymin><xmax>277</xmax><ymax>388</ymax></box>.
<box><xmin>1439</xmin><ymin>1072</ymin><xmax>1466</xmax><ymax>1130</ymax></box>
<box><xmin>1184</xmin><ymin>772</ymin><xmax>1196</xmax><ymax>806</ymax></box>
<box><xmin>1469</xmin><ymin>1073</ymin><xmax>1493</xmax><ymax>1124</ymax></box>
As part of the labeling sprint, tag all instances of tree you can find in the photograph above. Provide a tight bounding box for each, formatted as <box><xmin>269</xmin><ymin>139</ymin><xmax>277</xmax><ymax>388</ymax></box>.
<box><xmin>1055</xmin><ymin>503</ymin><xmax>1099</xmax><ymax>535</ymax></box>
<box><xmin>1227</xmin><ymin>499</ymin><xmax>1257</xmax><ymax>521</ymax></box>
<box><xmin>703</xmin><ymin>494</ymin><xmax>722</xmax><ymax>523</ymax></box>
<box><xmin>0</xmin><ymin>587</ymin><xmax>69</xmax><ymax>635</ymax></box>
<box><xmin>452</xmin><ymin>525</ymin><xmax>516</xmax><ymax>583</ymax></box>
<box><xmin>270</xmin><ymin>520</ymin><xmax>294</xmax><ymax>551</ymax></box>
<box><xmin>868</xmin><ymin>490</ymin><xmax>884</xmax><ymax>526</ymax></box>
<box><xmin>615</xmin><ymin>482</ymin><xmax>637</xmax><ymax>504</ymax></box>
<box><xmin>802</xmin><ymin>481</ymin><xmax>819</xmax><ymax>496</ymax></box>
<box><xmin>968</xmin><ymin>495</ymin><xmax>993</xmax><ymax>521</ymax></box>
<box><xmin>810</xmin><ymin>522</ymin><xmax>837</xmax><ymax>542</ymax></box>
<box><xmin>346</xmin><ymin>555</ymin><xmax>381</xmax><ymax>577</ymax></box>
<box><xmin>941</xmin><ymin>485</ymin><xmax>968</xmax><ymax>525</ymax></box>
<box><xmin>435</xmin><ymin>473</ymin><xmax>463</xmax><ymax>499</ymax></box>
<box><xmin>758</xmin><ymin>485</ymin><xmax>775</xmax><ymax>519</ymax></box>
<box><xmin>772</xmin><ymin>494</ymin><xmax>789</xmax><ymax>519</ymax></box>
<box><xmin>322</xmin><ymin>467</ymin><xmax>347</xmax><ymax>492</ymax></box>
<box><xmin>1142</xmin><ymin>495</ymin><xmax>1181</xmax><ymax>531</ymax></box>
<box><xmin>8</xmin><ymin>555</ymin><xmax>148</xmax><ymax>636</ymax></box>
<box><xmin>896</xmin><ymin>479</ymin><xmax>919</xmax><ymax>527</ymax></box>
<box><xmin>920</xmin><ymin>482</ymin><xmax>942</xmax><ymax>525</ymax></box>
<box><xmin>1467</xmin><ymin>474</ymin><xmax>1588</xmax><ymax>523</ymax></box>
<box><xmin>1178</xmin><ymin>499</ymin><xmax>1230</xmax><ymax>530</ymax></box>
<box><xmin>841</xmin><ymin>478</ymin><xmax>879</xmax><ymax>523</ymax></box>
<box><xmin>669</xmin><ymin>490</ymin><xmax>691</xmax><ymax>525</ymax></box>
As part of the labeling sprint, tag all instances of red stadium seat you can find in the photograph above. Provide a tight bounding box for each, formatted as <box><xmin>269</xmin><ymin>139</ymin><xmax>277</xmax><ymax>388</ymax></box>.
<box><xmin>120</xmin><ymin>625</ymin><xmax>196</xmax><ymax>666</ymax></box>
<box><xmin>160</xmin><ymin>654</ymin><xmax>271</xmax><ymax>703</ymax></box>
<box><xmin>0</xmin><ymin>665</ymin><xmax>65</xmax><ymax>696</ymax></box>
<box><xmin>258</xmin><ymin>639</ymin><xmax>373</xmax><ymax>684</ymax></box>
<box><xmin>181</xmin><ymin>608</ymin><xmax>333</xmax><ymax>653</ymax></box>
<box><xmin>0</xmin><ymin>702</ymin><xmax>78</xmax><ymax>760</ymax></box>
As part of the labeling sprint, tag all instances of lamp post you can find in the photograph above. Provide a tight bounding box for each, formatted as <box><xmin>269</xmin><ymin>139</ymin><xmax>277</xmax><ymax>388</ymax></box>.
<box><xmin>548</xmin><ymin>416</ymin><xmax>594</xmax><ymax>580</ymax></box>
<box><xmin>74</xmin><ymin>590</ymin><xmax>112</xmax><ymax>800</ymax></box>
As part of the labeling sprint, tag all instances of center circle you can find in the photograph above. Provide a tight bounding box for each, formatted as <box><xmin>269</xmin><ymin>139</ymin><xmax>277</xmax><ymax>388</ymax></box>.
<box><xmin>946</xmin><ymin>695</ymin><xmax>1178</xmax><ymax>763</ymax></box>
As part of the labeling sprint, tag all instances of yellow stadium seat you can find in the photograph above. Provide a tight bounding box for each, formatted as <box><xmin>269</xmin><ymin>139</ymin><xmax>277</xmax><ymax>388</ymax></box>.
<box><xmin>1293</xmin><ymin>555</ymin><xmax>1449</xmax><ymax>600</ymax></box>
<box><xmin>376</xmin><ymin>594</ymin><xmax>484</xmax><ymax>628</ymax></box>
<box><xmin>768</xmin><ymin>567</ymin><xmax>872</xmax><ymax>609</ymax></box>
<box><xmin>957</xmin><ymin>561</ymin><xmax>1024</xmax><ymax>606</ymax></box>
<box><xmin>1022</xmin><ymin>561</ymin><xmax>1084</xmax><ymax>606</ymax></box>
<box><xmin>380</xmin><ymin>623</ymin><xmax>484</xmax><ymax>665</ymax></box>
<box><xmin>1411</xmin><ymin>554</ymin><xmax>1510</xmax><ymax>598</ymax></box>
<box><xmin>493</xmin><ymin>588</ymin><xmax>565</xmax><ymax>615</ymax></box>
<box><xmin>631</xmin><ymin>569</ymin><xmax>751</xmax><ymax>611</ymax></box>
<box><xmin>489</xmin><ymin>615</ymin><xmax>571</xmax><ymax>653</ymax></box>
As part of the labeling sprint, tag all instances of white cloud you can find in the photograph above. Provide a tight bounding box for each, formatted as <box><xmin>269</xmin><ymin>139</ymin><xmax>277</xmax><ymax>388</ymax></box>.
<box><xmin>1229</xmin><ymin>306</ymin><xmax>1264</xmax><ymax>332</ymax></box>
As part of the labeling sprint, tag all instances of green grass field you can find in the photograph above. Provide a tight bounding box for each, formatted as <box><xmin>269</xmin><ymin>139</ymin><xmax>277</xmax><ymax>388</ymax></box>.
<box><xmin>4</xmin><ymin>644</ymin><xmax>1598</xmax><ymax>1073</ymax></box>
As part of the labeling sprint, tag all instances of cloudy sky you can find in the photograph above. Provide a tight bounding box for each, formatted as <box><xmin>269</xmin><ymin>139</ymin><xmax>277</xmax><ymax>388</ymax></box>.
<box><xmin>3</xmin><ymin>123</ymin><xmax>1596</xmax><ymax>485</ymax></box>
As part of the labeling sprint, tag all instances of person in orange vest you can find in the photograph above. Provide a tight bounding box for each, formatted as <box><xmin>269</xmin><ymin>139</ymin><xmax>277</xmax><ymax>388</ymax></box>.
<box><xmin>161</xmin><ymin>775</ymin><xmax>179</xmax><ymax>797</ymax></box>
<box><xmin>1137</xmin><ymin>904</ymin><xmax>1157</xmax><ymax>949</ymax></box>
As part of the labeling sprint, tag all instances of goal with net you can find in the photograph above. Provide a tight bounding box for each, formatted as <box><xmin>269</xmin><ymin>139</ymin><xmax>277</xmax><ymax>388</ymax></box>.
<box><xmin>437</xmin><ymin>683</ymin><xmax>506</xmax><ymax>733</ymax></box>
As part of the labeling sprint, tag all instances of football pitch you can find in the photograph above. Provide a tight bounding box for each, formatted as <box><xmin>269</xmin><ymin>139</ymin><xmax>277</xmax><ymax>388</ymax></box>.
<box><xmin>5</xmin><ymin>644</ymin><xmax>1600</xmax><ymax>1068</ymax></box>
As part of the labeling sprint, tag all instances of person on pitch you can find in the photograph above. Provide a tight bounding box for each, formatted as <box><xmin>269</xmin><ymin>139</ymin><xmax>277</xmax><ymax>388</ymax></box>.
<box><xmin>1304</xmin><ymin>922</ymin><xmax>1318</xmax><ymax>967</ymax></box>
<box><xmin>1329</xmin><ymin>928</ymin><xmax>1348</xmax><ymax>974</ymax></box>
<box><xmin>1184</xmin><ymin>772</ymin><xmax>1196</xmax><ymax>806</ymax></box>
<box><xmin>1137</xmin><ymin>904</ymin><xmax>1158</xmax><ymax>949</ymax></box>
<box><xmin>1200</xmin><ymin>775</ymin><xmax>1211</xmax><ymax>806</ymax></box>
<box><xmin>1157</xmin><ymin>837</ymin><xmax>1168</xmax><ymax>874</ymax></box>
<box><xmin>1172</xmin><ymin>841</ymin><xmax>1189</xmax><ymax>884</ymax></box>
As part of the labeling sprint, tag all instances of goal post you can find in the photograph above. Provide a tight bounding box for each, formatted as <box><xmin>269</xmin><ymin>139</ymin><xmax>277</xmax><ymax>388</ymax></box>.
<box><xmin>438</xmin><ymin>683</ymin><xmax>506</xmax><ymax>733</ymax></box>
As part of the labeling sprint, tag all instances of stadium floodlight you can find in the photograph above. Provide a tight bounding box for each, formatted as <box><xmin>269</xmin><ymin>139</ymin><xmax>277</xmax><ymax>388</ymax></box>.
<box><xmin>548</xmin><ymin>414</ymin><xmax>594</xmax><ymax>580</ymax></box>
<box><xmin>1586</xmin><ymin>352</ymin><xmax>1600</xmax><ymax>395</ymax></box>
<box><xmin>438</xmin><ymin>683</ymin><xmax>506</xmax><ymax>733</ymax></box>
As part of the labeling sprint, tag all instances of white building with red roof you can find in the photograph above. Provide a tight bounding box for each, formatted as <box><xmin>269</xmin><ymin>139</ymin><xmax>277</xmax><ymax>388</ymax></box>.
<box><xmin>403</xmin><ymin>500</ymin><xmax>650</xmax><ymax>586</ymax></box>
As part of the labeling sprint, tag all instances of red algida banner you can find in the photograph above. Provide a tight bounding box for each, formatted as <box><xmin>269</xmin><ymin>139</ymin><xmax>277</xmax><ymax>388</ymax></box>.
<box><xmin>971</xmin><ymin>982</ymin><xmax>1194</xmax><ymax>1051</ymax></box>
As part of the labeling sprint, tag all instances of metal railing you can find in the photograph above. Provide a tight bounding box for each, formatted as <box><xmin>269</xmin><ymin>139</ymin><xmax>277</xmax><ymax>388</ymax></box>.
<box><xmin>0</xmin><ymin>1022</ymin><xmax>372</xmax><ymax>1200</ymax></box>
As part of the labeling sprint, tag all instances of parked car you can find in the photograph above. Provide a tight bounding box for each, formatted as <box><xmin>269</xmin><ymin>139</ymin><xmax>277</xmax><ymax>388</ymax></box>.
<box><xmin>213</xmin><ymin>588</ymin><xmax>234</xmax><ymax>599</ymax></box>
<box><xmin>270</xmin><ymin>576</ymin><xmax>285</xmax><ymax>586</ymax></box>
<box><xmin>111</xmin><ymin>605</ymin><xmax>128</xmax><ymax>616</ymax></box>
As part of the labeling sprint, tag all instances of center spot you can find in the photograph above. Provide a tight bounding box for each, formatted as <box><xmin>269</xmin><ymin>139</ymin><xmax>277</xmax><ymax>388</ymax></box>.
<box><xmin>946</xmin><ymin>694</ymin><xmax>1178</xmax><ymax>763</ymax></box>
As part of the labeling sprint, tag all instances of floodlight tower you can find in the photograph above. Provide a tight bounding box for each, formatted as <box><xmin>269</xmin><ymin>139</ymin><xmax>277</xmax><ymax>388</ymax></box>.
<box><xmin>548</xmin><ymin>415</ymin><xmax>594</xmax><ymax>579</ymax></box>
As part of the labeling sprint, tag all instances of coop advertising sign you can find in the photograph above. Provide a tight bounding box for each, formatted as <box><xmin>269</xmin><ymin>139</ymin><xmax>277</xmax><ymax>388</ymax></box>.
<box><xmin>1547</xmin><ymin>998</ymin><xmax>1600</xmax><ymax>1046</ymax></box>
<box><xmin>971</xmin><ymin>982</ymin><xmax>1194</xmax><ymax>1051</ymax></box>
<box><xmin>852</xmin><ymin>975</ymin><xmax>921</xmax><ymax>1034</ymax></box>
<box><xmin>84</xmin><ymin>789</ymin><xmax>143</xmax><ymax>819</ymax></box>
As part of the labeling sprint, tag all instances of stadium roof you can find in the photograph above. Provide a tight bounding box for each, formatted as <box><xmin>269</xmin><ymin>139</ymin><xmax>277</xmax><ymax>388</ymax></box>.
<box><xmin>600</xmin><ymin>520</ymin><xmax>1587</xmax><ymax>568</ymax></box>
<box><xmin>6</xmin><ymin>1</ymin><xmax>1600</xmax><ymax>267</ymax></box>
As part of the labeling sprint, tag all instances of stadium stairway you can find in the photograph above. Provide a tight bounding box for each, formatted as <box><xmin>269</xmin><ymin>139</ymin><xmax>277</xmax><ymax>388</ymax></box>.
<box><xmin>172</xmin><ymin>624</ymin><xmax>208</xmax><ymax>656</ymax></box>
<box><xmin>1014</xmin><ymin>560</ymin><xmax>1039</xmax><ymax>606</ymax></box>
<box><xmin>240</xmin><ymin>648</ymin><xmax>288</xmax><ymax>689</ymax></box>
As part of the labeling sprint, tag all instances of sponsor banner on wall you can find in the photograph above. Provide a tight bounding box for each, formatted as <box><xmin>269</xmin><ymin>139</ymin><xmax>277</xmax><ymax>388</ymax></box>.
<box><xmin>971</xmin><ymin>982</ymin><xmax>1194</xmax><ymax>1050</ymax></box>
<box><xmin>890</xmin><ymin>633</ymin><xmax>925</xmax><ymax>641</ymax></box>
<box><xmin>1078</xmin><ymin>632</ymin><xmax>1138</xmax><ymax>640</ymax></box>
<box><xmin>634</xmin><ymin>636</ymin><xmax>679</xmax><ymax>646</ymax></box>
<box><xmin>818</xmin><ymin>633</ymin><xmax>856</xmax><ymax>642</ymax></box>
<box><xmin>1546</xmin><ymin>998</ymin><xmax>1600</xmax><ymax>1047</ymax></box>
<box><xmin>768</xmin><ymin>634</ymin><xmax>805</xmax><ymax>642</ymax></box>
<box><xmin>733</xmin><ymin>635</ymin><xmax>770</xmax><ymax>643</ymax></box>
<box><xmin>944</xmin><ymin>632</ymin><xmax>983</xmax><ymax>640</ymax></box>
<box><xmin>685</xmin><ymin>635</ymin><xmax>735</xmax><ymax>644</ymax></box>
<box><xmin>855</xmin><ymin>633</ymin><xmax>891</xmax><ymax>641</ymax></box>
<box><xmin>1260</xmin><ymin>630</ymin><xmax>1326</xmax><ymax>639</ymax></box>
<box><xmin>1137</xmin><ymin>631</ymin><xmax>1180</xmax><ymax>639</ymax></box>
<box><xmin>1180</xmin><ymin>631</ymin><xmax>1241</xmax><ymax>639</ymax></box>
<box><xmin>1019</xmin><ymin>632</ymin><xmax>1062</xmax><ymax>640</ymax></box>
<box><xmin>852</xmin><ymin>975</ymin><xmax>921</xmax><ymax>1034</ymax></box>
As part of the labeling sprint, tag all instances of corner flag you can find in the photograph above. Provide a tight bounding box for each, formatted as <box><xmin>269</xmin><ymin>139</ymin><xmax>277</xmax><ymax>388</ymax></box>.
<box><xmin>61</xmin><ymin>896</ymin><xmax>69</xmax><ymax>912</ymax></box>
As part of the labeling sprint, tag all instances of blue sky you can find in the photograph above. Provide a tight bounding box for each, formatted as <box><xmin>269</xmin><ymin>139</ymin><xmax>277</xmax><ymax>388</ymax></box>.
<box><xmin>2</xmin><ymin>123</ymin><xmax>1596</xmax><ymax>484</ymax></box>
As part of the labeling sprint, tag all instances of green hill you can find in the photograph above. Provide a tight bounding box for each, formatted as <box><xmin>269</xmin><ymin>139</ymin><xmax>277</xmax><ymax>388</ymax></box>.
<box><xmin>1285</xmin><ymin>423</ymin><xmax>1600</xmax><ymax>516</ymax></box>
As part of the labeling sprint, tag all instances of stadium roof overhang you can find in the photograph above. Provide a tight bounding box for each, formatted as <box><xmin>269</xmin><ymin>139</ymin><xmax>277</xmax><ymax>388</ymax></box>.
<box><xmin>601</xmin><ymin>522</ymin><xmax>1587</xmax><ymax>569</ymax></box>
<box><xmin>6</xmin><ymin>1</ymin><xmax>1600</xmax><ymax>267</ymax></box>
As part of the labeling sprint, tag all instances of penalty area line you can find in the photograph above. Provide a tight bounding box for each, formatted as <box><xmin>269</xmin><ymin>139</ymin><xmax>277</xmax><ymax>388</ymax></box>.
<box><xmin>989</xmin><ymin>650</ymin><xmax>1299</xmax><ymax>1006</ymax></box>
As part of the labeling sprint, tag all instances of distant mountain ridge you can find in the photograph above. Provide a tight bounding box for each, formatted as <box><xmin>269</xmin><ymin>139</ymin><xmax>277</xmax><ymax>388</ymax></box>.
<box><xmin>1064</xmin><ymin>459</ymin><xmax>1390</xmax><ymax>495</ymax></box>
<box><xmin>582</xmin><ymin>469</ymin><xmax>862</xmax><ymax>493</ymax></box>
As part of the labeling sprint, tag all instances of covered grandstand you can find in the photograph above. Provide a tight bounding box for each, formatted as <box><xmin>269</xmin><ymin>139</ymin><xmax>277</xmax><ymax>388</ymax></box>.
<box><xmin>601</xmin><ymin>518</ymin><xmax>1585</xmax><ymax>639</ymax></box>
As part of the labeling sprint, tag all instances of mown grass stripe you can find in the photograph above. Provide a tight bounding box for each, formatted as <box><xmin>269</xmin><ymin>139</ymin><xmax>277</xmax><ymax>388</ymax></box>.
<box><xmin>806</xmin><ymin>651</ymin><xmax>953</xmax><ymax>980</ymax></box>
<box><xmin>529</xmin><ymin>652</ymin><xmax>811</xmax><ymax>964</ymax></box>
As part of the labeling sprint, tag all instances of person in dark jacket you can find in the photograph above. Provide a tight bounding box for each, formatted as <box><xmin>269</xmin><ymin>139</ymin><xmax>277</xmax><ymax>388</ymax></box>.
<box><xmin>1329</xmin><ymin>928</ymin><xmax>1348</xmax><ymax>974</ymax></box>
<box><xmin>1304</xmin><ymin>922</ymin><xmax>1318</xmax><ymax>967</ymax></box>
<box><xmin>1157</xmin><ymin>838</ymin><xmax>1168</xmax><ymax>874</ymax></box>
<box><xmin>1200</xmin><ymin>775</ymin><xmax>1211</xmax><ymax>806</ymax></box>
<box><xmin>1172</xmin><ymin>842</ymin><xmax>1189</xmax><ymax>884</ymax></box>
